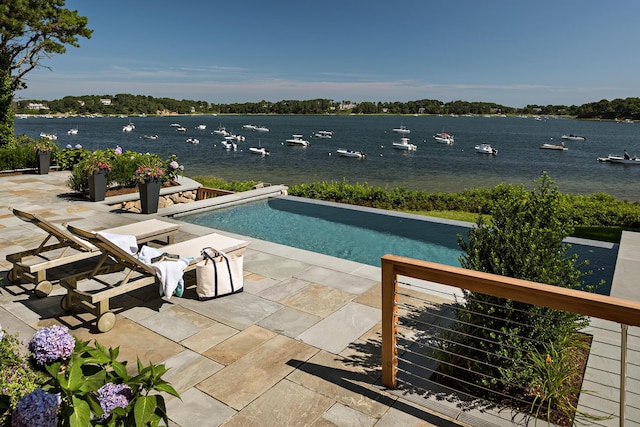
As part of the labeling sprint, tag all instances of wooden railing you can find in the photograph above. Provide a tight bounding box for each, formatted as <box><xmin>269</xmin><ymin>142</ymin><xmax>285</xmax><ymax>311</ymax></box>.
<box><xmin>381</xmin><ymin>254</ymin><xmax>640</xmax><ymax>425</ymax></box>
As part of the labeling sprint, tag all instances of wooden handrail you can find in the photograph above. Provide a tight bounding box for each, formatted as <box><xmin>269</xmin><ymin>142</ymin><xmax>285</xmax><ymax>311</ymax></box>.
<box><xmin>381</xmin><ymin>253</ymin><xmax>640</xmax><ymax>389</ymax></box>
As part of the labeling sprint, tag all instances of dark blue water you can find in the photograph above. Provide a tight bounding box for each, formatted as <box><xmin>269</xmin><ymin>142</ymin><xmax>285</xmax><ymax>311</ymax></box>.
<box><xmin>15</xmin><ymin>114</ymin><xmax>640</xmax><ymax>201</ymax></box>
<box><xmin>181</xmin><ymin>197</ymin><xmax>616</xmax><ymax>294</ymax></box>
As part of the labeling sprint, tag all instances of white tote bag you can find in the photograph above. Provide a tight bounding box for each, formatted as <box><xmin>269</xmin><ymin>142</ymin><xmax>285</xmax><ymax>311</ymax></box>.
<box><xmin>195</xmin><ymin>247</ymin><xmax>244</xmax><ymax>300</ymax></box>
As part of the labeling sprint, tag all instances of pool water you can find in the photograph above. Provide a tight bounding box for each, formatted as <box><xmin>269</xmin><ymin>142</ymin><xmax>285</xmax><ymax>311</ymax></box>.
<box><xmin>179</xmin><ymin>196</ymin><xmax>617</xmax><ymax>294</ymax></box>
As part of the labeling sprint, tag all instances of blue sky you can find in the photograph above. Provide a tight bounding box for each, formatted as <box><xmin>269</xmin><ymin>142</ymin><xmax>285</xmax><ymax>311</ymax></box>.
<box><xmin>19</xmin><ymin>0</ymin><xmax>640</xmax><ymax>108</ymax></box>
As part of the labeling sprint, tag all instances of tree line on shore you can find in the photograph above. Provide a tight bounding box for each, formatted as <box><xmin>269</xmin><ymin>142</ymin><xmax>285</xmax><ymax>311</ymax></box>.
<box><xmin>15</xmin><ymin>95</ymin><xmax>640</xmax><ymax>120</ymax></box>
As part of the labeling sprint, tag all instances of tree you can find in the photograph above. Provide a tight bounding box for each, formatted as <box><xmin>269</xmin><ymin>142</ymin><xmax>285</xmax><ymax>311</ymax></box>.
<box><xmin>0</xmin><ymin>0</ymin><xmax>92</xmax><ymax>147</ymax></box>
<box><xmin>438</xmin><ymin>173</ymin><xmax>593</xmax><ymax>390</ymax></box>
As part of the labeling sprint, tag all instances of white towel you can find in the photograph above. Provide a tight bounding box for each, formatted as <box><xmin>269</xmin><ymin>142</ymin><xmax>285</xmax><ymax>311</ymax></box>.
<box><xmin>138</xmin><ymin>245</ymin><xmax>188</xmax><ymax>299</ymax></box>
<box><xmin>97</xmin><ymin>232</ymin><xmax>138</xmax><ymax>255</ymax></box>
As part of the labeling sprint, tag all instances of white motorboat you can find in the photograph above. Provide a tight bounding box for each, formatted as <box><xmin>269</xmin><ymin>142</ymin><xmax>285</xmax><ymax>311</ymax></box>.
<box><xmin>122</xmin><ymin>123</ymin><xmax>134</xmax><ymax>132</ymax></box>
<box><xmin>337</xmin><ymin>149</ymin><xmax>366</xmax><ymax>158</ymax></box>
<box><xmin>39</xmin><ymin>132</ymin><xmax>57</xmax><ymax>140</ymax></box>
<box><xmin>67</xmin><ymin>128</ymin><xmax>78</xmax><ymax>135</ymax></box>
<box><xmin>540</xmin><ymin>143</ymin><xmax>567</xmax><ymax>151</ymax></box>
<box><xmin>186</xmin><ymin>137</ymin><xmax>199</xmax><ymax>144</ymax></box>
<box><xmin>314</xmin><ymin>130</ymin><xmax>333</xmax><ymax>138</ymax></box>
<box><xmin>243</xmin><ymin>124</ymin><xmax>257</xmax><ymax>130</ymax></box>
<box><xmin>255</xmin><ymin>125</ymin><xmax>270</xmax><ymax>132</ymax></box>
<box><xmin>170</xmin><ymin>123</ymin><xmax>181</xmax><ymax>127</ymax></box>
<box><xmin>143</xmin><ymin>134</ymin><xmax>159</xmax><ymax>140</ymax></box>
<box><xmin>433</xmin><ymin>132</ymin><xmax>454</xmax><ymax>144</ymax></box>
<box><xmin>475</xmin><ymin>143</ymin><xmax>498</xmax><ymax>155</ymax></box>
<box><xmin>196</xmin><ymin>124</ymin><xmax>206</xmax><ymax>130</ymax></box>
<box><xmin>392</xmin><ymin>124</ymin><xmax>410</xmax><ymax>134</ymax></box>
<box><xmin>561</xmin><ymin>134</ymin><xmax>586</xmax><ymax>141</ymax></box>
<box><xmin>229</xmin><ymin>134</ymin><xmax>246</xmax><ymax>142</ymax></box>
<box><xmin>286</xmin><ymin>134</ymin><xmax>310</xmax><ymax>147</ymax></box>
<box><xmin>220</xmin><ymin>140</ymin><xmax>238</xmax><ymax>150</ymax></box>
<box><xmin>214</xmin><ymin>126</ymin><xmax>229</xmax><ymax>136</ymax></box>
<box><xmin>597</xmin><ymin>154</ymin><xmax>640</xmax><ymax>164</ymax></box>
<box><xmin>176</xmin><ymin>126</ymin><xmax>187</xmax><ymax>132</ymax></box>
<box><xmin>392</xmin><ymin>137</ymin><xmax>417</xmax><ymax>151</ymax></box>
<box><xmin>249</xmin><ymin>146</ymin><xmax>269</xmax><ymax>156</ymax></box>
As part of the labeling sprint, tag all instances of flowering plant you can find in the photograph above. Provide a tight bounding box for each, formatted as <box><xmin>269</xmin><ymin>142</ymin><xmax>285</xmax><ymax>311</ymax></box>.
<box><xmin>33</xmin><ymin>139</ymin><xmax>58</xmax><ymax>153</ymax></box>
<box><xmin>84</xmin><ymin>150</ymin><xmax>114</xmax><ymax>175</ymax></box>
<box><xmin>163</xmin><ymin>154</ymin><xmax>184</xmax><ymax>182</ymax></box>
<box><xmin>133</xmin><ymin>152</ymin><xmax>166</xmax><ymax>183</ymax></box>
<box><xmin>0</xmin><ymin>325</ymin><xmax>180</xmax><ymax>426</ymax></box>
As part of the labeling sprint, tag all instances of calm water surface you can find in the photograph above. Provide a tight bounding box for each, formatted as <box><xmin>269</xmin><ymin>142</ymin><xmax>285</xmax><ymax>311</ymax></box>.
<box><xmin>15</xmin><ymin>115</ymin><xmax>640</xmax><ymax>201</ymax></box>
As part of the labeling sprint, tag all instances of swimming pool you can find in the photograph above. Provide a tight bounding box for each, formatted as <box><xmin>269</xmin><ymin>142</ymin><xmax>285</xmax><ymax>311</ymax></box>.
<box><xmin>179</xmin><ymin>196</ymin><xmax>618</xmax><ymax>294</ymax></box>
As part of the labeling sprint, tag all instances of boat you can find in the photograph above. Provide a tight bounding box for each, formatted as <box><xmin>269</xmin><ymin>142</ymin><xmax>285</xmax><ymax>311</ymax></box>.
<box><xmin>176</xmin><ymin>126</ymin><xmax>187</xmax><ymax>132</ymax></box>
<box><xmin>220</xmin><ymin>140</ymin><xmax>238</xmax><ymax>150</ymax></box>
<box><xmin>249</xmin><ymin>147</ymin><xmax>269</xmax><ymax>156</ymax></box>
<box><xmin>39</xmin><ymin>132</ymin><xmax>57</xmax><ymax>140</ymax></box>
<box><xmin>314</xmin><ymin>130</ymin><xmax>333</xmax><ymax>139</ymax></box>
<box><xmin>540</xmin><ymin>143</ymin><xmax>567</xmax><ymax>151</ymax></box>
<box><xmin>475</xmin><ymin>143</ymin><xmax>498</xmax><ymax>155</ymax></box>
<box><xmin>170</xmin><ymin>123</ymin><xmax>181</xmax><ymax>127</ymax></box>
<box><xmin>392</xmin><ymin>124</ymin><xmax>410</xmax><ymax>134</ymax></box>
<box><xmin>597</xmin><ymin>154</ymin><xmax>640</xmax><ymax>164</ymax></box>
<box><xmin>337</xmin><ymin>149</ymin><xmax>366</xmax><ymax>158</ymax></box>
<box><xmin>229</xmin><ymin>134</ymin><xmax>246</xmax><ymax>142</ymax></box>
<box><xmin>243</xmin><ymin>124</ymin><xmax>257</xmax><ymax>130</ymax></box>
<box><xmin>255</xmin><ymin>125</ymin><xmax>270</xmax><ymax>132</ymax></box>
<box><xmin>392</xmin><ymin>137</ymin><xmax>417</xmax><ymax>151</ymax></box>
<box><xmin>285</xmin><ymin>134</ymin><xmax>310</xmax><ymax>147</ymax></box>
<box><xmin>213</xmin><ymin>126</ymin><xmax>229</xmax><ymax>136</ymax></box>
<box><xmin>67</xmin><ymin>128</ymin><xmax>78</xmax><ymax>135</ymax></box>
<box><xmin>561</xmin><ymin>134</ymin><xmax>586</xmax><ymax>141</ymax></box>
<box><xmin>122</xmin><ymin>121</ymin><xmax>135</xmax><ymax>132</ymax></box>
<box><xmin>143</xmin><ymin>134</ymin><xmax>159</xmax><ymax>140</ymax></box>
<box><xmin>186</xmin><ymin>137</ymin><xmax>199</xmax><ymax>144</ymax></box>
<box><xmin>433</xmin><ymin>132</ymin><xmax>454</xmax><ymax>144</ymax></box>
<box><xmin>196</xmin><ymin>124</ymin><xmax>206</xmax><ymax>130</ymax></box>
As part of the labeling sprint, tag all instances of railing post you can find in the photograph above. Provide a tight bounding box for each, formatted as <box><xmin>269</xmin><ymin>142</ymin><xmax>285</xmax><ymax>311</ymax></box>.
<box><xmin>620</xmin><ymin>324</ymin><xmax>628</xmax><ymax>427</ymax></box>
<box><xmin>381</xmin><ymin>256</ymin><xmax>399</xmax><ymax>388</ymax></box>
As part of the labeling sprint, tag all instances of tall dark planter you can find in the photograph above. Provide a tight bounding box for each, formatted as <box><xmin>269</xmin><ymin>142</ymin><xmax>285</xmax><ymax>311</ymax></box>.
<box><xmin>138</xmin><ymin>178</ymin><xmax>161</xmax><ymax>214</ymax></box>
<box><xmin>88</xmin><ymin>170</ymin><xmax>108</xmax><ymax>202</ymax></box>
<box><xmin>37</xmin><ymin>151</ymin><xmax>51</xmax><ymax>175</ymax></box>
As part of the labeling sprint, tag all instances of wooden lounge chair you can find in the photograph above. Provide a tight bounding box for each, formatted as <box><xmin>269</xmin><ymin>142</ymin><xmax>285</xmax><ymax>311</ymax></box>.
<box><xmin>62</xmin><ymin>224</ymin><xmax>248</xmax><ymax>332</ymax></box>
<box><xmin>6</xmin><ymin>208</ymin><xmax>181</xmax><ymax>296</ymax></box>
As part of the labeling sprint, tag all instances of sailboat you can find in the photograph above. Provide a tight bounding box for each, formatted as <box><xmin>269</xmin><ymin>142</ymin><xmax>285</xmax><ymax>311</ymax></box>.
<box><xmin>249</xmin><ymin>139</ymin><xmax>269</xmax><ymax>156</ymax></box>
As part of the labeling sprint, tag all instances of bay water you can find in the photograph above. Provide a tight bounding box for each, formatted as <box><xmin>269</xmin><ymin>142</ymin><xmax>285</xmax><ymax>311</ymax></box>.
<box><xmin>15</xmin><ymin>115</ymin><xmax>640</xmax><ymax>201</ymax></box>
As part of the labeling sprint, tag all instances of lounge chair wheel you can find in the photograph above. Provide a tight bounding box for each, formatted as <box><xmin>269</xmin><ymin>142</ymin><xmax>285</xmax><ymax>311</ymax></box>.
<box><xmin>7</xmin><ymin>267</ymin><xmax>21</xmax><ymax>283</ymax></box>
<box><xmin>97</xmin><ymin>312</ymin><xmax>116</xmax><ymax>333</ymax></box>
<box><xmin>34</xmin><ymin>280</ymin><xmax>53</xmax><ymax>297</ymax></box>
<box><xmin>60</xmin><ymin>294</ymin><xmax>74</xmax><ymax>311</ymax></box>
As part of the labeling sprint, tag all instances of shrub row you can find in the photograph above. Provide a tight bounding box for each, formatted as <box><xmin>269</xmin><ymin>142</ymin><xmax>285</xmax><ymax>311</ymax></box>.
<box><xmin>288</xmin><ymin>180</ymin><xmax>640</xmax><ymax>229</ymax></box>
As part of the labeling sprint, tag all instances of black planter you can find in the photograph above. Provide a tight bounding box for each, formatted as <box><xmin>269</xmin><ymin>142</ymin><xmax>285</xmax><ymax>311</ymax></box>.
<box><xmin>138</xmin><ymin>178</ymin><xmax>161</xmax><ymax>214</ymax></box>
<box><xmin>88</xmin><ymin>170</ymin><xmax>108</xmax><ymax>202</ymax></box>
<box><xmin>37</xmin><ymin>151</ymin><xmax>51</xmax><ymax>175</ymax></box>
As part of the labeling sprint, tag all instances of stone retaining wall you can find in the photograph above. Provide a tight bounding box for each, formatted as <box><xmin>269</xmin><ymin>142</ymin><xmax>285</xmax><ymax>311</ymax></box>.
<box><xmin>118</xmin><ymin>189</ymin><xmax>198</xmax><ymax>214</ymax></box>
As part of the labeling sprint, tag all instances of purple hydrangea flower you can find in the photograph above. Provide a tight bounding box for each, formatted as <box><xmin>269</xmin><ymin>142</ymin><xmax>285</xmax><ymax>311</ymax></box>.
<box><xmin>11</xmin><ymin>388</ymin><xmax>60</xmax><ymax>427</ymax></box>
<box><xmin>28</xmin><ymin>326</ymin><xmax>75</xmax><ymax>365</ymax></box>
<box><xmin>114</xmin><ymin>146</ymin><xmax>122</xmax><ymax>155</ymax></box>
<box><xmin>179</xmin><ymin>165</ymin><xmax>184</xmax><ymax>171</ymax></box>
<box><xmin>96</xmin><ymin>383</ymin><xmax>133</xmax><ymax>422</ymax></box>
<box><xmin>74</xmin><ymin>144</ymin><xmax>82</xmax><ymax>149</ymax></box>
<box><xmin>169</xmin><ymin>160</ymin><xmax>179</xmax><ymax>169</ymax></box>
<box><xmin>65</xmin><ymin>144</ymin><xmax>72</xmax><ymax>149</ymax></box>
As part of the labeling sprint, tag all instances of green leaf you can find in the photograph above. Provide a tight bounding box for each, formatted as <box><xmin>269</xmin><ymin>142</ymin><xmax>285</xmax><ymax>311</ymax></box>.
<box><xmin>68</xmin><ymin>396</ymin><xmax>92</xmax><ymax>427</ymax></box>
<box><xmin>134</xmin><ymin>395</ymin><xmax>157</xmax><ymax>425</ymax></box>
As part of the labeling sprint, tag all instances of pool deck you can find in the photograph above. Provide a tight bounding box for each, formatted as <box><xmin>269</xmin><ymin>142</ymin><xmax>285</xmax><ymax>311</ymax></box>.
<box><xmin>0</xmin><ymin>172</ymin><xmax>638</xmax><ymax>426</ymax></box>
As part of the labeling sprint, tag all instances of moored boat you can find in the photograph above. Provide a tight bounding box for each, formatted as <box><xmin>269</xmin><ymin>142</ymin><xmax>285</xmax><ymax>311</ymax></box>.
<box><xmin>213</xmin><ymin>126</ymin><xmax>229</xmax><ymax>136</ymax></box>
<box><xmin>286</xmin><ymin>134</ymin><xmax>310</xmax><ymax>146</ymax></box>
<box><xmin>144</xmin><ymin>134</ymin><xmax>159</xmax><ymax>140</ymax></box>
<box><xmin>434</xmin><ymin>132</ymin><xmax>454</xmax><ymax>144</ymax></box>
<box><xmin>220</xmin><ymin>140</ymin><xmax>238</xmax><ymax>150</ymax></box>
<box><xmin>196</xmin><ymin>124</ymin><xmax>206</xmax><ymax>130</ymax></box>
<box><xmin>392</xmin><ymin>137</ymin><xmax>417</xmax><ymax>151</ymax></box>
<box><xmin>337</xmin><ymin>149</ymin><xmax>366</xmax><ymax>158</ymax></box>
<box><xmin>597</xmin><ymin>154</ymin><xmax>640</xmax><ymax>164</ymax></box>
<box><xmin>475</xmin><ymin>143</ymin><xmax>498</xmax><ymax>155</ymax></box>
<box><xmin>561</xmin><ymin>134</ymin><xmax>586</xmax><ymax>141</ymax></box>
<box><xmin>392</xmin><ymin>124</ymin><xmax>410</xmax><ymax>134</ymax></box>
<box><xmin>314</xmin><ymin>130</ymin><xmax>333</xmax><ymax>138</ymax></box>
<box><xmin>540</xmin><ymin>143</ymin><xmax>567</xmax><ymax>151</ymax></box>
<box><xmin>67</xmin><ymin>128</ymin><xmax>78</xmax><ymax>135</ymax></box>
<box><xmin>255</xmin><ymin>125</ymin><xmax>270</xmax><ymax>132</ymax></box>
<box><xmin>249</xmin><ymin>146</ymin><xmax>269</xmax><ymax>156</ymax></box>
<box><xmin>176</xmin><ymin>126</ymin><xmax>187</xmax><ymax>132</ymax></box>
<box><xmin>39</xmin><ymin>132</ymin><xmax>57</xmax><ymax>140</ymax></box>
<box><xmin>186</xmin><ymin>137</ymin><xmax>199</xmax><ymax>144</ymax></box>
